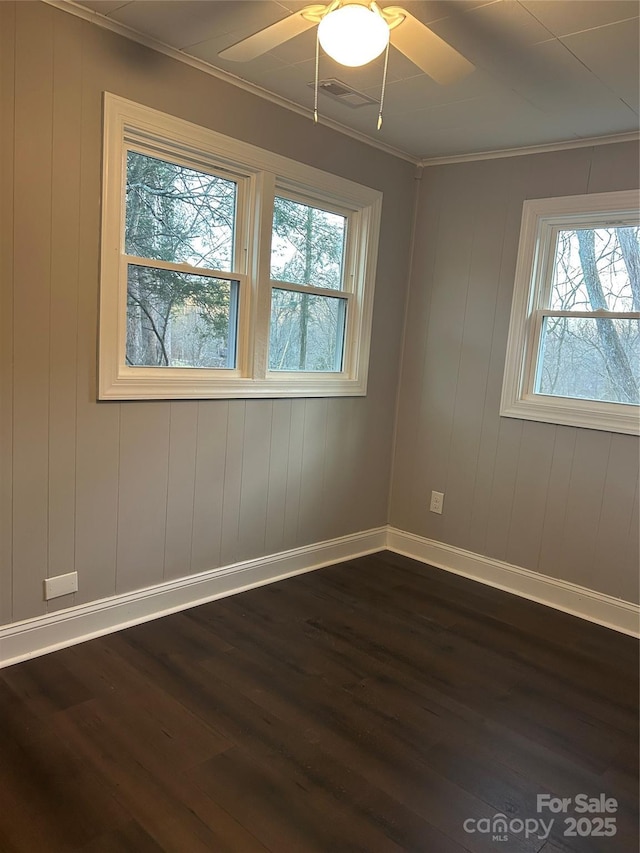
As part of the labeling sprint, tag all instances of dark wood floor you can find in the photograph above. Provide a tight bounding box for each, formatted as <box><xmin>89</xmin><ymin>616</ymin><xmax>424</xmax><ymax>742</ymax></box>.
<box><xmin>0</xmin><ymin>551</ymin><xmax>637</xmax><ymax>853</ymax></box>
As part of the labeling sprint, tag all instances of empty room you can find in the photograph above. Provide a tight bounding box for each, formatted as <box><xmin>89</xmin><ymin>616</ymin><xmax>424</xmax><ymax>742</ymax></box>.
<box><xmin>0</xmin><ymin>1</ymin><xmax>638</xmax><ymax>851</ymax></box>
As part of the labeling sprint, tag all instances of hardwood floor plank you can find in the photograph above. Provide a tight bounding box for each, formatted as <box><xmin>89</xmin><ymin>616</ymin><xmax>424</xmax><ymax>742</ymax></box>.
<box><xmin>0</xmin><ymin>551</ymin><xmax>637</xmax><ymax>852</ymax></box>
<box><xmin>0</xmin><ymin>683</ymin><xmax>130</xmax><ymax>851</ymax></box>
<box><xmin>79</xmin><ymin>822</ymin><xmax>167</xmax><ymax>853</ymax></box>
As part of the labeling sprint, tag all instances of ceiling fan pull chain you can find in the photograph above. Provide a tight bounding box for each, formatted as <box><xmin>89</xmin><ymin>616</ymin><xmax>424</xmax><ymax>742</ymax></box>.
<box><xmin>314</xmin><ymin>28</ymin><xmax>320</xmax><ymax>123</ymax></box>
<box><xmin>377</xmin><ymin>38</ymin><xmax>390</xmax><ymax>130</ymax></box>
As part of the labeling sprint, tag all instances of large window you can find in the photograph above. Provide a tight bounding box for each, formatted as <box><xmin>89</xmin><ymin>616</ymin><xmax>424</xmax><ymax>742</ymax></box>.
<box><xmin>501</xmin><ymin>190</ymin><xmax>640</xmax><ymax>435</ymax></box>
<box><xmin>99</xmin><ymin>94</ymin><xmax>381</xmax><ymax>399</ymax></box>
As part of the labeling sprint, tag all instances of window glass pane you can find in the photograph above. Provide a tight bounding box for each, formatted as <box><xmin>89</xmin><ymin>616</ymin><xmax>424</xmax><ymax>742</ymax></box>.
<box><xmin>537</xmin><ymin>316</ymin><xmax>640</xmax><ymax>404</ymax></box>
<box><xmin>125</xmin><ymin>151</ymin><xmax>236</xmax><ymax>271</ymax></box>
<box><xmin>550</xmin><ymin>227</ymin><xmax>640</xmax><ymax>312</ymax></box>
<box><xmin>126</xmin><ymin>264</ymin><xmax>237</xmax><ymax>368</ymax></box>
<box><xmin>271</xmin><ymin>196</ymin><xmax>346</xmax><ymax>290</ymax></box>
<box><xmin>269</xmin><ymin>289</ymin><xmax>346</xmax><ymax>372</ymax></box>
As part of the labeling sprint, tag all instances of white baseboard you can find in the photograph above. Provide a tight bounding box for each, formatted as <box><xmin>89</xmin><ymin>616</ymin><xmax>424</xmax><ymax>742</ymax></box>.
<box><xmin>0</xmin><ymin>528</ymin><xmax>387</xmax><ymax>669</ymax></box>
<box><xmin>1</xmin><ymin>525</ymin><xmax>637</xmax><ymax>667</ymax></box>
<box><xmin>387</xmin><ymin>527</ymin><xmax>640</xmax><ymax>638</ymax></box>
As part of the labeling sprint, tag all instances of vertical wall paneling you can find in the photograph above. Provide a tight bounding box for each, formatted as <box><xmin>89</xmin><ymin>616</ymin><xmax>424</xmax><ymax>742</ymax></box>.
<box><xmin>505</xmin><ymin>421</ymin><xmax>556</xmax><ymax>570</ymax></box>
<box><xmin>391</xmin><ymin>143</ymin><xmax>640</xmax><ymax>603</ymax></box>
<box><xmin>115</xmin><ymin>403</ymin><xmax>171</xmax><ymax>593</ymax></box>
<box><xmin>592</xmin><ymin>435</ymin><xmax>640</xmax><ymax>600</ymax></box>
<box><xmin>46</xmin><ymin>11</ymin><xmax>83</xmax><ymax>614</ymax></box>
<box><xmin>422</xmin><ymin>165</ymin><xmax>476</xmax><ymax>528</ymax></box>
<box><xmin>357</xmin><ymin>396</ymin><xmax>393</xmax><ymax>532</ymax></box>
<box><xmin>11</xmin><ymin>2</ymin><xmax>54</xmax><ymax>621</ymax></box>
<box><xmin>465</xmin><ymin>157</ymin><xmax>536</xmax><ymax>555</ymax></box>
<box><xmin>440</xmin><ymin>160</ymin><xmax>514</xmax><ymax>552</ymax></box>
<box><xmin>322</xmin><ymin>398</ymin><xmax>353</xmax><ymax>540</ymax></box>
<box><xmin>238</xmin><ymin>401</ymin><xmax>273</xmax><ymax>561</ymax></box>
<box><xmin>297</xmin><ymin>398</ymin><xmax>329</xmax><ymax>547</ymax></box>
<box><xmin>264</xmin><ymin>399</ymin><xmax>292</xmax><ymax>556</ymax></box>
<box><xmin>626</xmin><ymin>482</ymin><xmax>639</xmax><ymax>598</ymax></box>
<box><xmin>220</xmin><ymin>401</ymin><xmax>246</xmax><ymax>566</ymax></box>
<box><xmin>283</xmin><ymin>401</ymin><xmax>305</xmax><ymax>549</ymax></box>
<box><xmin>0</xmin><ymin>2</ymin><xmax>16</xmax><ymax>625</ymax></box>
<box><xmin>190</xmin><ymin>402</ymin><xmax>229</xmax><ymax>576</ymax></box>
<box><xmin>587</xmin><ymin>141</ymin><xmax>640</xmax><ymax>194</ymax></box>
<box><xmin>163</xmin><ymin>402</ymin><xmax>198</xmax><ymax>580</ymax></box>
<box><xmin>74</xmin><ymin>12</ymin><xmax>121</xmax><ymax>607</ymax></box>
<box><xmin>537</xmin><ymin>426</ymin><xmax>578</xmax><ymax>581</ymax></box>
<box><xmin>483</xmin><ymin>418</ymin><xmax>524</xmax><ymax>561</ymax></box>
<box><xmin>0</xmin><ymin>0</ymin><xmax>422</xmax><ymax>626</ymax></box>
<box><xmin>415</xmin><ymin>167</ymin><xmax>477</xmax><ymax>541</ymax></box>
<box><xmin>559</xmin><ymin>429</ymin><xmax>613</xmax><ymax>591</ymax></box>
<box><xmin>335</xmin><ymin>398</ymin><xmax>365</xmax><ymax>536</ymax></box>
<box><xmin>389</xmin><ymin>172</ymin><xmax>443</xmax><ymax>532</ymax></box>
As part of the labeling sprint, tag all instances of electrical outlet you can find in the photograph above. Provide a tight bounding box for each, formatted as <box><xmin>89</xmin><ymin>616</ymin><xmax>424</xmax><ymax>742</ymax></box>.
<box><xmin>44</xmin><ymin>572</ymin><xmax>78</xmax><ymax>600</ymax></box>
<box><xmin>429</xmin><ymin>490</ymin><xmax>444</xmax><ymax>514</ymax></box>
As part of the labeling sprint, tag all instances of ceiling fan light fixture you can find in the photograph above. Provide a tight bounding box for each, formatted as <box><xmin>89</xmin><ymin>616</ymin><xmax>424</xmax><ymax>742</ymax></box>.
<box><xmin>318</xmin><ymin>3</ymin><xmax>390</xmax><ymax>67</ymax></box>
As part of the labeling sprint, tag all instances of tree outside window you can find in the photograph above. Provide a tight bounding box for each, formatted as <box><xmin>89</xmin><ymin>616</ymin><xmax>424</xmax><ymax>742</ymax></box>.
<box><xmin>125</xmin><ymin>151</ymin><xmax>238</xmax><ymax>369</ymax></box>
<box><xmin>537</xmin><ymin>226</ymin><xmax>639</xmax><ymax>405</ymax></box>
<box><xmin>269</xmin><ymin>196</ymin><xmax>348</xmax><ymax>373</ymax></box>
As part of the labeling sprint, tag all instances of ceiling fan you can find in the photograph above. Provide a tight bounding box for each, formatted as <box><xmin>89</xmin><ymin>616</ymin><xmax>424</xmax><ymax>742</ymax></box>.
<box><xmin>218</xmin><ymin>1</ymin><xmax>474</xmax><ymax>86</ymax></box>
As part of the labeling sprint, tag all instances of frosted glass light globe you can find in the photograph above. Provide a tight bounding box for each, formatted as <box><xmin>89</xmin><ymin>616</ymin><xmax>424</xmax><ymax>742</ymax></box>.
<box><xmin>318</xmin><ymin>4</ymin><xmax>389</xmax><ymax>67</ymax></box>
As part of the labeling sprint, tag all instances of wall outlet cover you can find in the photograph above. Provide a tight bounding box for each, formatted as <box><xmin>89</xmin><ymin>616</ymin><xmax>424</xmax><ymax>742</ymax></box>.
<box><xmin>44</xmin><ymin>572</ymin><xmax>78</xmax><ymax>600</ymax></box>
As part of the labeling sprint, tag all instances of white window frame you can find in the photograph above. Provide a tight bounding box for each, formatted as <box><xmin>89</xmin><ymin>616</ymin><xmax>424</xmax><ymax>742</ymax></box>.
<box><xmin>99</xmin><ymin>93</ymin><xmax>382</xmax><ymax>400</ymax></box>
<box><xmin>501</xmin><ymin>190</ymin><xmax>640</xmax><ymax>436</ymax></box>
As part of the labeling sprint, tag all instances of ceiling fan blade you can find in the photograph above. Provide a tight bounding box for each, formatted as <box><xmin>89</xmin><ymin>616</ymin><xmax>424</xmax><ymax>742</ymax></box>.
<box><xmin>384</xmin><ymin>7</ymin><xmax>474</xmax><ymax>85</ymax></box>
<box><xmin>219</xmin><ymin>10</ymin><xmax>319</xmax><ymax>62</ymax></box>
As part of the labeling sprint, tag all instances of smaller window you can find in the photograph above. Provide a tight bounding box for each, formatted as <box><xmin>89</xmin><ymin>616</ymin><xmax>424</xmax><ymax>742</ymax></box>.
<box><xmin>124</xmin><ymin>151</ymin><xmax>243</xmax><ymax>371</ymax></box>
<box><xmin>269</xmin><ymin>195</ymin><xmax>350</xmax><ymax>374</ymax></box>
<box><xmin>501</xmin><ymin>190</ymin><xmax>640</xmax><ymax>435</ymax></box>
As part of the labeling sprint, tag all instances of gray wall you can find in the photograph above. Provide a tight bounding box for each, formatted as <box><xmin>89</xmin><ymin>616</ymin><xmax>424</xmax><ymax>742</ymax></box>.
<box><xmin>2</xmin><ymin>3</ymin><xmax>638</xmax><ymax>633</ymax></box>
<box><xmin>0</xmin><ymin>2</ymin><xmax>416</xmax><ymax>625</ymax></box>
<box><xmin>390</xmin><ymin>142</ymin><xmax>640</xmax><ymax>603</ymax></box>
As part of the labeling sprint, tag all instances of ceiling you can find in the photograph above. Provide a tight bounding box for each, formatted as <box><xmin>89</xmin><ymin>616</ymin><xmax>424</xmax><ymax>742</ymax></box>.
<box><xmin>71</xmin><ymin>0</ymin><xmax>639</xmax><ymax>161</ymax></box>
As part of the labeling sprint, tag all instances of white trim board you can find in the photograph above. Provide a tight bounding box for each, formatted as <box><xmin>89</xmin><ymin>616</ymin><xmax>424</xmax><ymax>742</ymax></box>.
<box><xmin>387</xmin><ymin>528</ymin><xmax>640</xmax><ymax>639</ymax></box>
<box><xmin>418</xmin><ymin>131</ymin><xmax>640</xmax><ymax>168</ymax></box>
<box><xmin>1</xmin><ymin>526</ymin><xmax>637</xmax><ymax>668</ymax></box>
<box><xmin>0</xmin><ymin>528</ymin><xmax>387</xmax><ymax>669</ymax></box>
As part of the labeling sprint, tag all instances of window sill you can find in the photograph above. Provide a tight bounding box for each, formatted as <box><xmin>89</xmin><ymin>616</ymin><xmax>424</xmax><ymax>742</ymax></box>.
<box><xmin>98</xmin><ymin>370</ymin><xmax>368</xmax><ymax>400</ymax></box>
<box><xmin>500</xmin><ymin>394</ymin><xmax>640</xmax><ymax>435</ymax></box>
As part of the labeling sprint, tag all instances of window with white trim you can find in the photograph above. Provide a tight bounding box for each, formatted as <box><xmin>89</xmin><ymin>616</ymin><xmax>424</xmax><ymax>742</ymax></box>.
<box><xmin>99</xmin><ymin>94</ymin><xmax>381</xmax><ymax>400</ymax></box>
<box><xmin>501</xmin><ymin>190</ymin><xmax>640</xmax><ymax>435</ymax></box>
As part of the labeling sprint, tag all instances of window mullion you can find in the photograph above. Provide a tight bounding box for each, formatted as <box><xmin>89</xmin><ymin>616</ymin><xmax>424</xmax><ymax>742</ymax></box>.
<box><xmin>269</xmin><ymin>279</ymin><xmax>352</xmax><ymax>300</ymax></box>
<box><xmin>536</xmin><ymin>222</ymin><xmax>558</xmax><ymax>310</ymax></box>
<box><xmin>524</xmin><ymin>308</ymin><xmax>545</xmax><ymax>397</ymax></box>
<box><xmin>123</xmin><ymin>254</ymin><xmax>246</xmax><ymax>283</ymax></box>
<box><xmin>249</xmin><ymin>171</ymin><xmax>276</xmax><ymax>381</ymax></box>
<box><xmin>540</xmin><ymin>308</ymin><xmax>640</xmax><ymax>320</ymax></box>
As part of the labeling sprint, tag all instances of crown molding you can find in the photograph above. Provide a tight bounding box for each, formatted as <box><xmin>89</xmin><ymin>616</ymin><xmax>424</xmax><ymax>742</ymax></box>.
<box><xmin>419</xmin><ymin>131</ymin><xmax>640</xmax><ymax>167</ymax></box>
<box><xmin>41</xmin><ymin>0</ymin><xmax>419</xmax><ymax>165</ymax></box>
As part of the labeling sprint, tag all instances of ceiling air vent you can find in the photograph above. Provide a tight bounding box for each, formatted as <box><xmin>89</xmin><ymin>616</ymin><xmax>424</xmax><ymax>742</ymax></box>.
<box><xmin>307</xmin><ymin>78</ymin><xmax>378</xmax><ymax>108</ymax></box>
